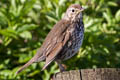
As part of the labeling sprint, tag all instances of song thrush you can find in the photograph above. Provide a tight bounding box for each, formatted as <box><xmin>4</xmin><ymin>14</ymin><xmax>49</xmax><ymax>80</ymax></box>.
<box><xmin>16</xmin><ymin>4</ymin><xmax>84</xmax><ymax>74</ymax></box>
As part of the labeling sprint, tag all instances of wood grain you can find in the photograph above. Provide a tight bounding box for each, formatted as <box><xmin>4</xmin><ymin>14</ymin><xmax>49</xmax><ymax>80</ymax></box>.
<box><xmin>53</xmin><ymin>68</ymin><xmax>120</xmax><ymax>80</ymax></box>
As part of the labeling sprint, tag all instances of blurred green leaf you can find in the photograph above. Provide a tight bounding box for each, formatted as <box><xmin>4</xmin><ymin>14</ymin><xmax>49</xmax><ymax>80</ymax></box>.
<box><xmin>20</xmin><ymin>0</ymin><xmax>36</xmax><ymax>15</ymax></box>
<box><xmin>108</xmin><ymin>1</ymin><xmax>118</xmax><ymax>7</ymax></box>
<box><xmin>0</xmin><ymin>29</ymin><xmax>18</xmax><ymax>39</ymax></box>
<box><xmin>17</xmin><ymin>24</ymin><xmax>38</xmax><ymax>33</ymax></box>
<box><xmin>115</xmin><ymin>9</ymin><xmax>120</xmax><ymax>21</ymax></box>
<box><xmin>19</xmin><ymin>31</ymin><xmax>32</xmax><ymax>39</ymax></box>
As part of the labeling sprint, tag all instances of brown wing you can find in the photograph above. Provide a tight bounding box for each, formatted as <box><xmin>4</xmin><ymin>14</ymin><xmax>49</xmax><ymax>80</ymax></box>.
<box><xmin>36</xmin><ymin>19</ymin><xmax>71</xmax><ymax>58</ymax></box>
<box><xmin>40</xmin><ymin>19</ymin><xmax>71</xmax><ymax>70</ymax></box>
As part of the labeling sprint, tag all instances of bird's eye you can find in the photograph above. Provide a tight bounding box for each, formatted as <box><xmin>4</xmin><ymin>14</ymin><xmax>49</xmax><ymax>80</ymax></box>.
<box><xmin>72</xmin><ymin>9</ymin><xmax>75</xmax><ymax>12</ymax></box>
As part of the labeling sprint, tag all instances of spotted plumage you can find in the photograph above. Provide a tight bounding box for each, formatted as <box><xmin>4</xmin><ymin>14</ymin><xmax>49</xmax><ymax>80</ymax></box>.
<box><xmin>57</xmin><ymin>20</ymin><xmax>84</xmax><ymax>61</ymax></box>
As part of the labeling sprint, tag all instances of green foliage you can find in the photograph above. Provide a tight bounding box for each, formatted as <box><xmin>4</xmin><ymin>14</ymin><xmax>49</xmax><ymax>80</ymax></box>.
<box><xmin>0</xmin><ymin>0</ymin><xmax>120</xmax><ymax>80</ymax></box>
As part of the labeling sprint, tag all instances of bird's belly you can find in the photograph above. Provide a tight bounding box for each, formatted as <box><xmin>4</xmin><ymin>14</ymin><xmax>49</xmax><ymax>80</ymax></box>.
<box><xmin>64</xmin><ymin>31</ymin><xmax>84</xmax><ymax>60</ymax></box>
<box><xmin>57</xmin><ymin>29</ymin><xmax>84</xmax><ymax>61</ymax></box>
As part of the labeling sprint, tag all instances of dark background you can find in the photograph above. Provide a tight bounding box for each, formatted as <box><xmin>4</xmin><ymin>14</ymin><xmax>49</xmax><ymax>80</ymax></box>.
<box><xmin>0</xmin><ymin>0</ymin><xmax>120</xmax><ymax>80</ymax></box>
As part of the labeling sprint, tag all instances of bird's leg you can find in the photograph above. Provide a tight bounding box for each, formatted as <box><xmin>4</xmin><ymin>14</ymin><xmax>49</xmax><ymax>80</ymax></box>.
<box><xmin>56</xmin><ymin>61</ymin><xmax>65</xmax><ymax>72</ymax></box>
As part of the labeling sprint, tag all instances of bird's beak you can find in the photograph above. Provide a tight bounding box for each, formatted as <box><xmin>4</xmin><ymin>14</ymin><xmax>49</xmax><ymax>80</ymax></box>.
<box><xmin>80</xmin><ymin>7</ymin><xmax>85</xmax><ymax>12</ymax></box>
<box><xmin>77</xmin><ymin>7</ymin><xmax>85</xmax><ymax>14</ymax></box>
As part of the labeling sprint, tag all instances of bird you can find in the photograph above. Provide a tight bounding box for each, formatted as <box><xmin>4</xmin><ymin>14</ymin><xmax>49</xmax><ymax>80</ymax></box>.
<box><xmin>16</xmin><ymin>4</ymin><xmax>84</xmax><ymax>74</ymax></box>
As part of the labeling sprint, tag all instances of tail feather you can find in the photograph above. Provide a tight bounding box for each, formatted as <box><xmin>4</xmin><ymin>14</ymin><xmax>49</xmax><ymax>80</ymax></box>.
<box><xmin>16</xmin><ymin>58</ymin><xmax>35</xmax><ymax>74</ymax></box>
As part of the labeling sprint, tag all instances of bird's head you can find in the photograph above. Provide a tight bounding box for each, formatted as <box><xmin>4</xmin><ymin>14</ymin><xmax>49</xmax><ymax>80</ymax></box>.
<box><xmin>63</xmin><ymin>4</ymin><xmax>84</xmax><ymax>22</ymax></box>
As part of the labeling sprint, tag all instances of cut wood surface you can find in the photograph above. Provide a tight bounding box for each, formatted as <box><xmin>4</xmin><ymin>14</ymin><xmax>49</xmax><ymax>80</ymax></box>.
<box><xmin>53</xmin><ymin>68</ymin><xmax>120</xmax><ymax>80</ymax></box>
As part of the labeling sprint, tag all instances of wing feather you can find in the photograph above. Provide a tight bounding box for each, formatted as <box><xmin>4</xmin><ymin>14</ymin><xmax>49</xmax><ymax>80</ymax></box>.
<box><xmin>41</xmin><ymin>20</ymin><xmax>71</xmax><ymax>70</ymax></box>
<box><xmin>36</xmin><ymin>19</ymin><xmax>71</xmax><ymax>57</ymax></box>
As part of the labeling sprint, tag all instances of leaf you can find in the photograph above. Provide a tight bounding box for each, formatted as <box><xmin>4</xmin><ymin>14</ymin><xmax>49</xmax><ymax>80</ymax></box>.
<box><xmin>0</xmin><ymin>29</ymin><xmax>18</xmax><ymax>39</ymax></box>
<box><xmin>103</xmin><ymin>12</ymin><xmax>111</xmax><ymax>24</ymax></box>
<box><xmin>46</xmin><ymin>15</ymin><xmax>58</xmax><ymax>23</ymax></box>
<box><xmin>0</xmin><ymin>70</ymin><xmax>12</xmax><ymax>77</ymax></box>
<box><xmin>17</xmin><ymin>24</ymin><xmax>38</xmax><ymax>33</ymax></box>
<box><xmin>115</xmin><ymin>10</ymin><xmax>120</xmax><ymax>21</ymax></box>
<box><xmin>4</xmin><ymin>37</ymin><xmax>13</xmax><ymax>46</ymax></box>
<box><xmin>0</xmin><ymin>12</ymin><xmax>8</xmax><ymax>25</ymax></box>
<box><xmin>20</xmin><ymin>0</ymin><xmax>36</xmax><ymax>15</ymax></box>
<box><xmin>19</xmin><ymin>31</ymin><xmax>32</xmax><ymax>39</ymax></box>
<box><xmin>28</xmin><ymin>70</ymin><xmax>40</xmax><ymax>77</ymax></box>
<box><xmin>108</xmin><ymin>1</ymin><xmax>118</xmax><ymax>7</ymax></box>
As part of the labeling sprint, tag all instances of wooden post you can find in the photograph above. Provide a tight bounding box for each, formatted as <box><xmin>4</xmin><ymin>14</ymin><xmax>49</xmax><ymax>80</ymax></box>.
<box><xmin>53</xmin><ymin>68</ymin><xmax>120</xmax><ymax>80</ymax></box>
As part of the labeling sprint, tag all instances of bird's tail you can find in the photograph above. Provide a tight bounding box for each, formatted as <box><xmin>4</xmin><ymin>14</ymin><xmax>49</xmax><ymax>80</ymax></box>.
<box><xmin>16</xmin><ymin>58</ymin><xmax>35</xmax><ymax>74</ymax></box>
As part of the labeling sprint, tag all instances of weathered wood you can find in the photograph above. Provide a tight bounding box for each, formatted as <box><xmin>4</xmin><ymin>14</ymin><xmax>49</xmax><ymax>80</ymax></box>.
<box><xmin>53</xmin><ymin>68</ymin><xmax>120</xmax><ymax>80</ymax></box>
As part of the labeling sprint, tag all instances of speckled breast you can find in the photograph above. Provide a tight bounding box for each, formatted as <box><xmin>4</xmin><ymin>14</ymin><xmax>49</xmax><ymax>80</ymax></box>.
<box><xmin>57</xmin><ymin>22</ymin><xmax>84</xmax><ymax>61</ymax></box>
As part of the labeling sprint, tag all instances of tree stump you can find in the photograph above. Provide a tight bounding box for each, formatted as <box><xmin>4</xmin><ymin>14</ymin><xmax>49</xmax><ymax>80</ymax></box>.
<box><xmin>53</xmin><ymin>68</ymin><xmax>120</xmax><ymax>80</ymax></box>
